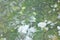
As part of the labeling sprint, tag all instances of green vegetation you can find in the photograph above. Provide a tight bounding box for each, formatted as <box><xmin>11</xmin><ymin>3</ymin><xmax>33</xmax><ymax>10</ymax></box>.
<box><xmin>0</xmin><ymin>0</ymin><xmax>60</xmax><ymax>40</ymax></box>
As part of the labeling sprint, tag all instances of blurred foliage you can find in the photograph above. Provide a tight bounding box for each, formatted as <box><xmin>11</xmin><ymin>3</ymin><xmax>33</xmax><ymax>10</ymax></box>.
<box><xmin>0</xmin><ymin>0</ymin><xmax>60</xmax><ymax>40</ymax></box>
